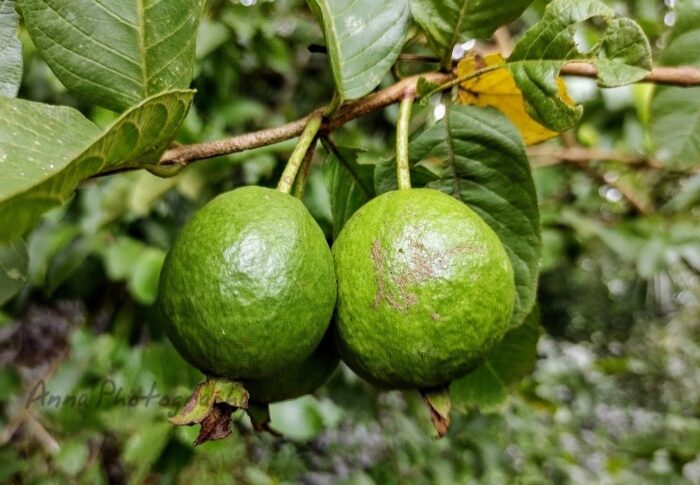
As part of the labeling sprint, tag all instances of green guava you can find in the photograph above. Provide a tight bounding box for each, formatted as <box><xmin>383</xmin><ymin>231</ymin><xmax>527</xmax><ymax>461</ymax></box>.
<box><xmin>332</xmin><ymin>188</ymin><xmax>515</xmax><ymax>390</ymax></box>
<box><xmin>245</xmin><ymin>333</ymin><xmax>339</xmax><ymax>405</ymax></box>
<box><xmin>168</xmin><ymin>333</ymin><xmax>339</xmax><ymax>443</ymax></box>
<box><xmin>158</xmin><ymin>186</ymin><xmax>337</xmax><ymax>381</ymax></box>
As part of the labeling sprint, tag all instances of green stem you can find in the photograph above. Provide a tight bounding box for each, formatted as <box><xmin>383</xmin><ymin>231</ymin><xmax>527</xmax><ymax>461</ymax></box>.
<box><xmin>292</xmin><ymin>136</ymin><xmax>318</xmax><ymax>200</ymax></box>
<box><xmin>420</xmin><ymin>64</ymin><xmax>501</xmax><ymax>100</ymax></box>
<box><xmin>396</xmin><ymin>95</ymin><xmax>414</xmax><ymax>191</ymax></box>
<box><xmin>277</xmin><ymin>113</ymin><xmax>323</xmax><ymax>194</ymax></box>
<box><xmin>324</xmin><ymin>91</ymin><xmax>342</xmax><ymax>117</ymax></box>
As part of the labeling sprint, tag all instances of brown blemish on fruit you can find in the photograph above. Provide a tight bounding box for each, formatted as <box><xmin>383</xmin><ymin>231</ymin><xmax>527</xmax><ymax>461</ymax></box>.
<box><xmin>372</xmin><ymin>236</ymin><xmax>483</xmax><ymax>313</ymax></box>
<box><xmin>372</xmin><ymin>239</ymin><xmax>421</xmax><ymax>312</ymax></box>
<box><xmin>449</xmin><ymin>243</ymin><xmax>483</xmax><ymax>257</ymax></box>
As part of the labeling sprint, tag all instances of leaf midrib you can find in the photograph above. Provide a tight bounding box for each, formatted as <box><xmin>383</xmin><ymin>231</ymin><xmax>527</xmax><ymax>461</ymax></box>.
<box><xmin>316</xmin><ymin>1</ymin><xmax>345</xmax><ymax>101</ymax></box>
<box><xmin>137</xmin><ymin>0</ymin><xmax>147</xmax><ymax>97</ymax></box>
<box><xmin>445</xmin><ymin>1</ymin><xmax>470</xmax><ymax>65</ymax></box>
<box><xmin>328</xmin><ymin>145</ymin><xmax>372</xmax><ymax>198</ymax></box>
<box><xmin>443</xmin><ymin>104</ymin><xmax>464</xmax><ymax>201</ymax></box>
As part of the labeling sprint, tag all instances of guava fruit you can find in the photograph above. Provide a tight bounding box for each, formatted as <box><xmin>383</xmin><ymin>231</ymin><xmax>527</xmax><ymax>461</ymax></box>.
<box><xmin>245</xmin><ymin>333</ymin><xmax>339</xmax><ymax>405</ymax></box>
<box><xmin>158</xmin><ymin>186</ymin><xmax>338</xmax><ymax>443</ymax></box>
<box><xmin>158</xmin><ymin>185</ymin><xmax>337</xmax><ymax>380</ymax></box>
<box><xmin>332</xmin><ymin>188</ymin><xmax>515</xmax><ymax>390</ymax></box>
<box><xmin>244</xmin><ymin>334</ymin><xmax>339</xmax><ymax>434</ymax></box>
<box><xmin>169</xmin><ymin>333</ymin><xmax>339</xmax><ymax>443</ymax></box>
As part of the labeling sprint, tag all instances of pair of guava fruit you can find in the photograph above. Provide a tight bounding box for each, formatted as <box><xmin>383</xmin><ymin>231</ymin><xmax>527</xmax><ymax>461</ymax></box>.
<box><xmin>157</xmin><ymin>185</ymin><xmax>515</xmax><ymax>442</ymax></box>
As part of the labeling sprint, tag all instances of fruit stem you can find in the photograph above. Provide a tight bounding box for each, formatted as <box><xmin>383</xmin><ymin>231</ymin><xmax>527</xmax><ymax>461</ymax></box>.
<box><xmin>277</xmin><ymin>113</ymin><xmax>323</xmax><ymax>194</ymax></box>
<box><xmin>396</xmin><ymin>94</ymin><xmax>414</xmax><ymax>191</ymax></box>
<box><xmin>292</xmin><ymin>136</ymin><xmax>319</xmax><ymax>200</ymax></box>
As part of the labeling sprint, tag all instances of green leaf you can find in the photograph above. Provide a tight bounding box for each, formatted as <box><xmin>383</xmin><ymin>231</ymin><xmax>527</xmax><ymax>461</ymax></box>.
<box><xmin>650</xmin><ymin>1</ymin><xmax>700</xmax><ymax>170</ymax></box>
<box><xmin>0</xmin><ymin>0</ymin><xmax>22</xmax><ymax>97</ymax></box>
<box><xmin>307</xmin><ymin>0</ymin><xmax>410</xmax><ymax>102</ymax></box>
<box><xmin>416</xmin><ymin>76</ymin><xmax>441</xmax><ymax>100</ymax></box>
<box><xmin>101</xmin><ymin>236</ymin><xmax>166</xmax><ymax>304</ymax></box>
<box><xmin>0</xmin><ymin>239</ymin><xmax>27</xmax><ymax>306</ymax></box>
<box><xmin>376</xmin><ymin>105</ymin><xmax>541</xmax><ymax>327</ymax></box>
<box><xmin>122</xmin><ymin>422</ymin><xmax>172</xmax><ymax>483</ymax></box>
<box><xmin>409</xmin><ymin>0</ymin><xmax>533</xmax><ymax>62</ymax></box>
<box><xmin>665</xmin><ymin>174</ymin><xmax>700</xmax><ymax>211</ymax></box>
<box><xmin>322</xmin><ymin>146</ymin><xmax>375</xmax><ymax>239</ymax></box>
<box><xmin>451</xmin><ymin>307</ymin><xmax>541</xmax><ymax>412</ymax></box>
<box><xmin>269</xmin><ymin>395</ymin><xmax>330</xmax><ymax>441</ymax></box>
<box><xmin>54</xmin><ymin>440</ymin><xmax>90</xmax><ymax>476</ymax></box>
<box><xmin>561</xmin><ymin>211</ymin><xmax>700</xmax><ymax>279</ymax></box>
<box><xmin>128</xmin><ymin>247</ymin><xmax>165</xmax><ymax>305</ymax></box>
<box><xmin>27</xmin><ymin>221</ymin><xmax>80</xmax><ymax>287</ymax></box>
<box><xmin>373</xmin><ymin>153</ymin><xmax>443</xmax><ymax>194</ymax></box>
<box><xmin>45</xmin><ymin>234</ymin><xmax>98</xmax><ymax>293</ymax></box>
<box><xmin>0</xmin><ymin>89</ymin><xmax>194</xmax><ymax>243</ymax></box>
<box><xmin>507</xmin><ymin>0</ymin><xmax>652</xmax><ymax>131</ymax></box>
<box><xmin>18</xmin><ymin>0</ymin><xmax>205</xmax><ymax>112</ymax></box>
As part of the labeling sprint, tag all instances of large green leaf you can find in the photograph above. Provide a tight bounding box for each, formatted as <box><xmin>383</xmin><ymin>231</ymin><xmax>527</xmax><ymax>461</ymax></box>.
<box><xmin>507</xmin><ymin>0</ymin><xmax>652</xmax><ymax>132</ymax></box>
<box><xmin>322</xmin><ymin>146</ymin><xmax>375</xmax><ymax>239</ymax></box>
<box><xmin>650</xmin><ymin>2</ymin><xmax>700</xmax><ymax>170</ymax></box>
<box><xmin>0</xmin><ymin>90</ymin><xmax>194</xmax><ymax>242</ymax></box>
<box><xmin>375</xmin><ymin>105</ymin><xmax>541</xmax><ymax>328</ymax></box>
<box><xmin>307</xmin><ymin>0</ymin><xmax>410</xmax><ymax>102</ymax></box>
<box><xmin>18</xmin><ymin>0</ymin><xmax>205</xmax><ymax>112</ymax></box>
<box><xmin>409</xmin><ymin>0</ymin><xmax>533</xmax><ymax>63</ymax></box>
<box><xmin>0</xmin><ymin>0</ymin><xmax>22</xmax><ymax>97</ymax></box>
<box><xmin>451</xmin><ymin>307</ymin><xmax>541</xmax><ymax>412</ymax></box>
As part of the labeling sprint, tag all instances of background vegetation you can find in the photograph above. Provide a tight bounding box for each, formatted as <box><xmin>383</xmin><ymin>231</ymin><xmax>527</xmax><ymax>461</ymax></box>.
<box><xmin>1</xmin><ymin>0</ymin><xmax>699</xmax><ymax>483</ymax></box>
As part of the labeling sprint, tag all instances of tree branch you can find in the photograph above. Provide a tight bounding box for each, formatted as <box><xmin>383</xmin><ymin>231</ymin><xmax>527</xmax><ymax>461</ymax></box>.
<box><xmin>560</xmin><ymin>63</ymin><xmax>700</xmax><ymax>87</ymax></box>
<box><xmin>159</xmin><ymin>72</ymin><xmax>453</xmax><ymax>167</ymax></box>
<box><xmin>153</xmin><ymin>64</ymin><xmax>700</xmax><ymax>170</ymax></box>
<box><xmin>527</xmin><ymin>146</ymin><xmax>700</xmax><ymax>174</ymax></box>
<box><xmin>528</xmin><ymin>146</ymin><xmax>656</xmax><ymax>167</ymax></box>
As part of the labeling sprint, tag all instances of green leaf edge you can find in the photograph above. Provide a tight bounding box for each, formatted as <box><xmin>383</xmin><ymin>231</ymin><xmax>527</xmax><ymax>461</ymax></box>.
<box><xmin>0</xmin><ymin>89</ymin><xmax>195</xmax><ymax>243</ymax></box>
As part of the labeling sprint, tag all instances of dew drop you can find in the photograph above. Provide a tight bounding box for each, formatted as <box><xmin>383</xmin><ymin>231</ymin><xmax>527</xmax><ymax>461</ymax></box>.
<box><xmin>433</xmin><ymin>103</ymin><xmax>446</xmax><ymax>121</ymax></box>
<box><xmin>664</xmin><ymin>11</ymin><xmax>676</xmax><ymax>26</ymax></box>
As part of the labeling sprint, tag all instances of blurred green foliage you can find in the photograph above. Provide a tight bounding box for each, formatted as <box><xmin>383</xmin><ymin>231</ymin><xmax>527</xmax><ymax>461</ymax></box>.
<box><xmin>1</xmin><ymin>0</ymin><xmax>699</xmax><ymax>483</ymax></box>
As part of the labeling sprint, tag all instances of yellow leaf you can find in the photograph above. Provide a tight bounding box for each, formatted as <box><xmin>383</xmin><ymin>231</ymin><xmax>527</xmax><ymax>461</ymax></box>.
<box><xmin>457</xmin><ymin>53</ymin><xmax>574</xmax><ymax>145</ymax></box>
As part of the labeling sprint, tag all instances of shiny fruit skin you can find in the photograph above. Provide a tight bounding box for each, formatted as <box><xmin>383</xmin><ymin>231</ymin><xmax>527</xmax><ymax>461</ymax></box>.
<box><xmin>332</xmin><ymin>188</ymin><xmax>514</xmax><ymax>389</ymax></box>
<box><xmin>245</xmin><ymin>333</ymin><xmax>339</xmax><ymax>404</ymax></box>
<box><xmin>158</xmin><ymin>186</ymin><xmax>336</xmax><ymax>380</ymax></box>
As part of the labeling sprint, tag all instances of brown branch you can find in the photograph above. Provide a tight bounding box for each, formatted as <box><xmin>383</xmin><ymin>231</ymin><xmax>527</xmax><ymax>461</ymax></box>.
<box><xmin>560</xmin><ymin>63</ymin><xmax>700</xmax><ymax>87</ymax></box>
<box><xmin>159</xmin><ymin>72</ymin><xmax>453</xmax><ymax>167</ymax></box>
<box><xmin>147</xmin><ymin>64</ymin><xmax>700</xmax><ymax>171</ymax></box>
<box><xmin>398</xmin><ymin>54</ymin><xmax>441</xmax><ymax>63</ymax></box>
<box><xmin>528</xmin><ymin>146</ymin><xmax>656</xmax><ymax>167</ymax></box>
<box><xmin>527</xmin><ymin>146</ymin><xmax>700</xmax><ymax>174</ymax></box>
